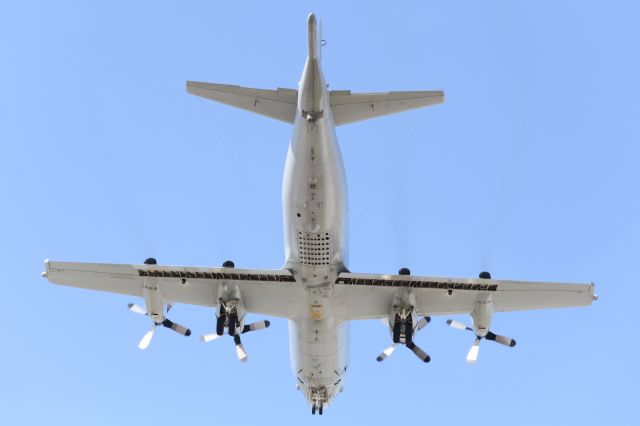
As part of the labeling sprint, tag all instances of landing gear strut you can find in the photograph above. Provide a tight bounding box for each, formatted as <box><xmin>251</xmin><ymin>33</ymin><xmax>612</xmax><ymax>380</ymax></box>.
<box><xmin>310</xmin><ymin>387</ymin><xmax>327</xmax><ymax>415</ymax></box>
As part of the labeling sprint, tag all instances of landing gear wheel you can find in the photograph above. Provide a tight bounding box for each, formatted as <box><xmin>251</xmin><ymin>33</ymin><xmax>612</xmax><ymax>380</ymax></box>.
<box><xmin>311</xmin><ymin>403</ymin><xmax>316</xmax><ymax>415</ymax></box>
<box><xmin>228</xmin><ymin>314</ymin><xmax>237</xmax><ymax>336</ymax></box>
<box><xmin>216</xmin><ymin>315</ymin><xmax>225</xmax><ymax>336</ymax></box>
<box><xmin>405</xmin><ymin>314</ymin><xmax>414</xmax><ymax>343</ymax></box>
<box><xmin>318</xmin><ymin>404</ymin><xmax>323</xmax><ymax>415</ymax></box>
<box><xmin>392</xmin><ymin>318</ymin><xmax>402</xmax><ymax>343</ymax></box>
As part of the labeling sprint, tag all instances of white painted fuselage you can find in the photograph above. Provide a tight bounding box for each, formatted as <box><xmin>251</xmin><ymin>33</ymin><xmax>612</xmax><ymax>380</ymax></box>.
<box><xmin>282</xmin><ymin>14</ymin><xmax>349</xmax><ymax>407</ymax></box>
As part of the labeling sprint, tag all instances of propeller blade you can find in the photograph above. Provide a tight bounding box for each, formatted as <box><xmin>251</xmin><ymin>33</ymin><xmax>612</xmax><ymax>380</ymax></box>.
<box><xmin>416</xmin><ymin>316</ymin><xmax>431</xmax><ymax>332</ymax></box>
<box><xmin>447</xmin><ymin>319</ymin><xmax>472</xmax><ymax>331</ymax></box>
<box><xmin>485</xmin><ymin>331</ymin><xmax>516</xmax><ymax>347</ymax></box>
<box><xmin>466</xmin><ymin>338</ymin><xmax>481</xmax><ymax>363</ymax></box>
<box><xmin>235</xmin><ymin>344</ymin><xmax>248</xmax><ymax>362</ymax></box>
<box><xmin>138</xmin><ymin>324</ymin><xmax>156</xmax><ymax>350</ymax></box>
<box><xmin>376</xmin><ymin>344</ymin><xmax>397</xmax><ymax>362</ymax></box>
<box><xmin>201</xmin><ymin>333</ymin><xmax>223</xmax><ymax>343</ymax></box>
<box><xmin>241</xmin><ymin>320</ymin><xmax>271</xmax><ymax>334</ymax></box>
<box><xmin>166</xmin><ymin>303</ymin><xmax>174</xmax><ymax>313</ymax></box>
<box><xmin>161</xmin><ymin>319</ymin><xmax>192</xmax><ymax>337</ymax></box>
<box><xmin>234</xmin><ymin>335</ymin><xmax>247</xmax><ymax>362</ymax></box>
<box><xmin>128</xmin><ymin>303</ymin><xmax>147</xmax><ymax>316</ymax></box>
<box><xmin>406</xmin><ymin>341</ymin><xmax>430</xmax><ymax>363</ymax></box>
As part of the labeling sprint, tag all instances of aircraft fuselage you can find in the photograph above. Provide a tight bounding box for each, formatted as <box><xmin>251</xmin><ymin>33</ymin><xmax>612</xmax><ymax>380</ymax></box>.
<box><xmin>282</xmin><ymin>14</ymin><xmax>349</xmax><ymax>408</ymax></box>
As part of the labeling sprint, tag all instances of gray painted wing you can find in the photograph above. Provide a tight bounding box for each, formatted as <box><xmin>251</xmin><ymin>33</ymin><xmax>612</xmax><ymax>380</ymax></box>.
<box><xmin>43</xmin><ymin>260</ymin><xmax>296</xmax><ymax>318</ymax></box>
<box><xmin>335</xmin><ymin>272</ymin><xmax>596</xmax><ymax>320</ymax></box>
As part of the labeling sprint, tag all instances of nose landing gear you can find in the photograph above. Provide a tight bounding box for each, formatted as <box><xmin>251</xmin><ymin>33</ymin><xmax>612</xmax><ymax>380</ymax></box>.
<box><xmin>311</xmin><ymin>402</ymin><xmax>324</xmax><ymax>415</ymax></box>
<box><xmin>310</xmin><ymin>387</ymin><xmax>327</xmax><ymax>415</ymax></box>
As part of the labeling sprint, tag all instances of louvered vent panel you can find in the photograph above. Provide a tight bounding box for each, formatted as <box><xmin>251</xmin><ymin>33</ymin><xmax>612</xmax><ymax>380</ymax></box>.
<box><xmin>298</xmin><ymin>232</ymin><xmax>331</xmax><ymax>266</ymax></box>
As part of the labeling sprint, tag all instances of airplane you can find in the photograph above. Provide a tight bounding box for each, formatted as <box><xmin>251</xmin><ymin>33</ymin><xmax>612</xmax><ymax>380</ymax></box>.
<box><xmin>42</xmin><ymin>13</ymin><xmax>597</xmax><ymax>415</ymax></box>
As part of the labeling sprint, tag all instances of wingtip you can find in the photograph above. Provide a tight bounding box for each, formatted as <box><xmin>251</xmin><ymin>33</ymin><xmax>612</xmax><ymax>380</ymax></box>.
<box><xmin>42</xmin><ymin>259</ymin><xmax>50</xmax><ymax>278</ymax></box>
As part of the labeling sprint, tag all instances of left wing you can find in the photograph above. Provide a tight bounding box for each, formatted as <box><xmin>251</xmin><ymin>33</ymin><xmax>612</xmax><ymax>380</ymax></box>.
<box><xmin>43</xmin><ymin>260</ymin><xmax>298</xmax><ymax>318</ymax></box>
<box><xmin>334</xmin><ymin>272</ymin><xmax>596</xmax><ymax>320</ymax></box>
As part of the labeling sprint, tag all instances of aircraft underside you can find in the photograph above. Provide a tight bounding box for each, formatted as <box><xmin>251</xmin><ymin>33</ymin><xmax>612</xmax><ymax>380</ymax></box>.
<box><xmin>42</xmin><ymin>13</ymin><xmax>596</xmax><ymax>415</ymax></box>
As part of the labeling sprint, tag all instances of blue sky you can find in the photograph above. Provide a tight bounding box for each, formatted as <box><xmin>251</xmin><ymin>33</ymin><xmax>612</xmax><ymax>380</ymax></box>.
<box><xmin>1</xmin><ymin>1</ymin><xmax>638</xmax><ymax>424</ymax></box>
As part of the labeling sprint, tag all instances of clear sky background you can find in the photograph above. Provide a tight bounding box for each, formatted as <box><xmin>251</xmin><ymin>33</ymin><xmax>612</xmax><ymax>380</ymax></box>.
<box><xmin>1</xmin><ymin>1</ymin><xmax>638</xmax><ymax>424</ymax></box>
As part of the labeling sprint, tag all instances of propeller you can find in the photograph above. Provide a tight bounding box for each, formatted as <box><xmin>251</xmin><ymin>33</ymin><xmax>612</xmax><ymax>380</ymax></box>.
<box><xmin>138</xmin><ymin>324</ymin><xmax>157</xmax><ymax>350</ymax></box>
<box><xmin>201</xmin><ymin>320</ymin><xmax>271</xmax><ymax>362</ymax></box>
<box><xmin>446</xmin><ymin>319</ymin><xmax>516</xmax><ymax>364</ymax></box>
<box><xmin>128</xmin><ymin>303</ymin><xmax>191</xmax><ymax>350</ymax></box>
<box><xmin>376</xmin><ymin>316</ymin><xmax>431</xmax><ymax>363</ymax></box>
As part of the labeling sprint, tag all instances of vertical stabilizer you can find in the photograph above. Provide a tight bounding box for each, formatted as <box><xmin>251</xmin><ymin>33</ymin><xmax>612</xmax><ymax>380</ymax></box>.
<box><xmin>299</xmin><ymin>13</ymin><xmax>326</xmax><ymax>117</ymax></box>
<box><xmin>308</xmin><ymin>13</ymin><xmax>319</xmax><ymax>60</ymax></box>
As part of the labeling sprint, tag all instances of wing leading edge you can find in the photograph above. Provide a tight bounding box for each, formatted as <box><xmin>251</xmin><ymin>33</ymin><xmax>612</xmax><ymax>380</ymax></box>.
<box><xmin>43</xmin><ymin>260</ymin><xmax>298</xmax><ymax>318</ymax></box>
<box><xmin>334</xmin><ymin>272</ymin><xmax>596</xmax><ymax>320</ymax></box>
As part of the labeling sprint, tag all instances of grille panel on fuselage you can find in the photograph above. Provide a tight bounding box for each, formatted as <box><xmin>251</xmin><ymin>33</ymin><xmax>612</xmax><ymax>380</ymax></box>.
<box><xmin>298</xmin><ymin>232</ymin><xmax>331</xmax><ymax>266</ymax></box>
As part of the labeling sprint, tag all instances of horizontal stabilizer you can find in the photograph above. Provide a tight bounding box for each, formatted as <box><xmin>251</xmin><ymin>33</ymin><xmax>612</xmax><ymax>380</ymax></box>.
<box><xmin>187</xmin><ymin>82</ymin><xmax>298</xmax><ymax>123</ymax></box>
<box><xmin>330</xmin><ymin>90</ymin><xmax>444</xmax><ymax>126</ymax></box>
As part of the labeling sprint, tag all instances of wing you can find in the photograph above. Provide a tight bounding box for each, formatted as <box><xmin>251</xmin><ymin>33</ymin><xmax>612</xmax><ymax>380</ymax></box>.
<box><xmin>334</xmin><ymin>272</ymin><xmax>596</xmax><ymax>320</ymax></box>
<box><xmin>186</xmin><ymin>81</ymin><xmax>298</xmax><ymax>123</ymax></box>
<box><xmin>43</xmin><ymin>260</ymin><xmax>298</xmax><ymax>318</ymax></box>
<box><xmin>330</xmin><ymin>90</ymin><xmax>444</xmax><ymax>126</ymax></box>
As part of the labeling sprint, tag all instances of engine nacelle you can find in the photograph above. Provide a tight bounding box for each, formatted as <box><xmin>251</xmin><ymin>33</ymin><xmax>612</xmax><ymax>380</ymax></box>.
<box><xmin>142</xmin><ymin>276</ymin><xmax>166</xmax><ymax>324</ymax></box>
<box><xmin>471</xmin><ymin>293</ymin><xmax>494</xmax><ymax>338</ymax></box>
<box><xmin>217</xmin><ymin>283</ymin><xmax>247</xmax><ymax>336</ymax></box>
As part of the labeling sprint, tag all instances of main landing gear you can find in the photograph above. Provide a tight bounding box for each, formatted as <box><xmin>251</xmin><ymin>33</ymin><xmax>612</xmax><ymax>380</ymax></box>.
<box><xmin>216</xmin><ymin>298</ymin><xmax>240</xmax><ymax>337</ymax></box>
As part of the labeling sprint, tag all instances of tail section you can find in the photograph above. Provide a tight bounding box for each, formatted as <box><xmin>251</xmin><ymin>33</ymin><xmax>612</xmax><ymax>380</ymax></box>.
<box><xmin>186</xmin><ymin>13</ymin><xmax>444</xmax><ymax>125</ymax></box>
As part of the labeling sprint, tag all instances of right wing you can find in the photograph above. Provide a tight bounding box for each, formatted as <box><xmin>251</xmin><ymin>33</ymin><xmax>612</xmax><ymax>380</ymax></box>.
<box><xmin>186</xmin><ymin>81</ymin><xmax>298</xmax><ymax>123</ymax></box>
<box><xmin>330</xmin><ymin>90</ymin><xmax>444</xmax><ymax>126</ymax></box>
<box><xmin>335</xmin><ymin>272</ymin><xmax>596</xmax><ymax>320</ymax></box>
<box><xmin>43</xmin><ymin>260</ymin><xmax>299</xmax><ymax>318</ymax></box>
